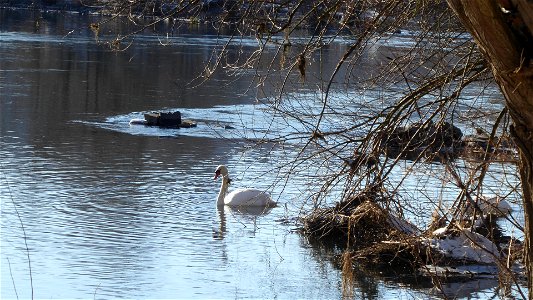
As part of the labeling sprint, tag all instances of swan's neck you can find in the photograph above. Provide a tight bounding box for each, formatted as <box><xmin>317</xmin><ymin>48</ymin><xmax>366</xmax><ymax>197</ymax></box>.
<box><xmin>217</xmin><ymin>175</ymin><xmax>230</xmax><ymax>206</ymax></box>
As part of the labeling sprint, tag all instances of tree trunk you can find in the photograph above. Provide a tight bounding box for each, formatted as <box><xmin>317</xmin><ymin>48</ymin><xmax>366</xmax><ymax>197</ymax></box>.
<box><xmin>446</xmin><ymin>0</ymin><xmax>533</xmax><ymax>297</ymax></box>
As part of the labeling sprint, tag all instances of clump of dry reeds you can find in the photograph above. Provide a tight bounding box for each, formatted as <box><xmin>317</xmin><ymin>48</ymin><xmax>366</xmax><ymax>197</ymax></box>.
<box><xmin>302</xmin><ymin>191</ymin><xmax>394</xmax><ymax>246</ymax></box>
<box><xmin>302</xmin><ymin>189</ymin><xmax>524</xmax><ymax>277</ymax></box>
<box><xmin>302</xmin><ymin>190</ymin><xmax>427</xmax><ymax>268</ymax></box>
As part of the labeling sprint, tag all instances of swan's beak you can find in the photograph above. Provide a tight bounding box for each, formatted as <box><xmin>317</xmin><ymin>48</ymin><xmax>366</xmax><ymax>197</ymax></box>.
<box><xmin>214</xmin><ymin>170</ymin><xmax>221</xmax><ymax>180</ymax></box>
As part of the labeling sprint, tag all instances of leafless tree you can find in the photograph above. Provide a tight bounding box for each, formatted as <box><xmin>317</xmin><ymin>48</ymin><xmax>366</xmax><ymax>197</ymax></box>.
<box><xmin>91</xmin><ymin>0</ymin><xmax>532</xmax><ymax>297</ymax></box>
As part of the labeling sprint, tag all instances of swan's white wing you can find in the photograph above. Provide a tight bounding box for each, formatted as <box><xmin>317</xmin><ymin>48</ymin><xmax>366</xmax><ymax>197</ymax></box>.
<box><xmin>224</xmin><ymin>188</ymin><xmax>275</xmax><ymax>207</ymax></box>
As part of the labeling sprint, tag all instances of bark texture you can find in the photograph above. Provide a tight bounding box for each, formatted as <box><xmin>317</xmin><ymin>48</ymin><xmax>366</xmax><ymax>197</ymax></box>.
<box><xmin>446</xmin><ymin>0</ymin><xmax>533</xmax><ymax>297</ymax></box>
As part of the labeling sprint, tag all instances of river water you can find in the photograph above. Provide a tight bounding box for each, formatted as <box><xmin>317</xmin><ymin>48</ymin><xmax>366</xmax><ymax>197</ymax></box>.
<box><xmin>0</xmin><ymin>9</ymin><xmax>526</xmax><ymax>299</ymax></box>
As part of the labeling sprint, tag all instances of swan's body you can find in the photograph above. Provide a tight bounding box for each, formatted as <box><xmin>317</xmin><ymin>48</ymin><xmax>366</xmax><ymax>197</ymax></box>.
<box><xmin>214</xmin><ymin>165</ymin><xmax>276</xmax><ymax>207</ymax></box>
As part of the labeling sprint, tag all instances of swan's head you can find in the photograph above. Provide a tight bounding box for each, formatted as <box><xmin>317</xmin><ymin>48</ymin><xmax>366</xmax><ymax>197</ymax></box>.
<box><xmin>214</xmin><ymin>165</ymin><xmax>229</xmax><ymax>180</ymax></box>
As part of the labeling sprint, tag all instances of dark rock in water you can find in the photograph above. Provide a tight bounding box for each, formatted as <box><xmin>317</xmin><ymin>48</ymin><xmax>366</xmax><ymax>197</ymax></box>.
<box><xmin>380</xmin><ymin>121</ymin><xmax>463</xmax><ymax>161</ymax></box>
<box><xmin>129</xmin><ymin>111</ymin><xmax>197</xmax><ymax>128</ymax></box>
<box><xmin>144</xmin><ymin>111</ymin><xmax>181</xmax><ymax>127</ymax></box>
<box><xmin>378</xmin><ymin>120</ymin><xmax>517</xmax><ymax>162</ymax></box>
<box><xmin>157</xmin><ymin>111</ymin><xmax>182</xmax><ymax>127</ymax></box>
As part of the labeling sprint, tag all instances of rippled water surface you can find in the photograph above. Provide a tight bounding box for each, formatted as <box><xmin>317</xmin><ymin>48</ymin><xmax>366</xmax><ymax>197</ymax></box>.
<box><xmin>0</xmin><ymin>9</ymin><xmax>525</xmax><ymax>299</ymax></box>
<box><xmin>0</xmin><ymin>10</ymin><xmax>347</xmax><ymax>299</ymax></box>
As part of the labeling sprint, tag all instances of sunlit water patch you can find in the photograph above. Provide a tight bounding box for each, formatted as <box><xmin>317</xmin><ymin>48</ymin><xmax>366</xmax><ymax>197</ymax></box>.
<box><xmin>74</xmin><ymin>104</ymin><xmax>317</xmax><ymax>141</ymax></box>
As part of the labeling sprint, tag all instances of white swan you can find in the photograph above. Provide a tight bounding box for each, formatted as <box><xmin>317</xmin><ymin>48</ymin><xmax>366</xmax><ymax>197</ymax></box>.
<box><xmin>214</xmin><ymin>165</ymin><xmax>276</xmax><ymax>207</ymax></box>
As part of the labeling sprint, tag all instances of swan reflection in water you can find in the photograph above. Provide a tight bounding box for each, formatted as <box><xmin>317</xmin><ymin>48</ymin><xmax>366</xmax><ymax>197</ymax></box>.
<box><xmin>213</xmin><ymin>204</ymin><xmax>274</xmax><ymax>240</ymax></box>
